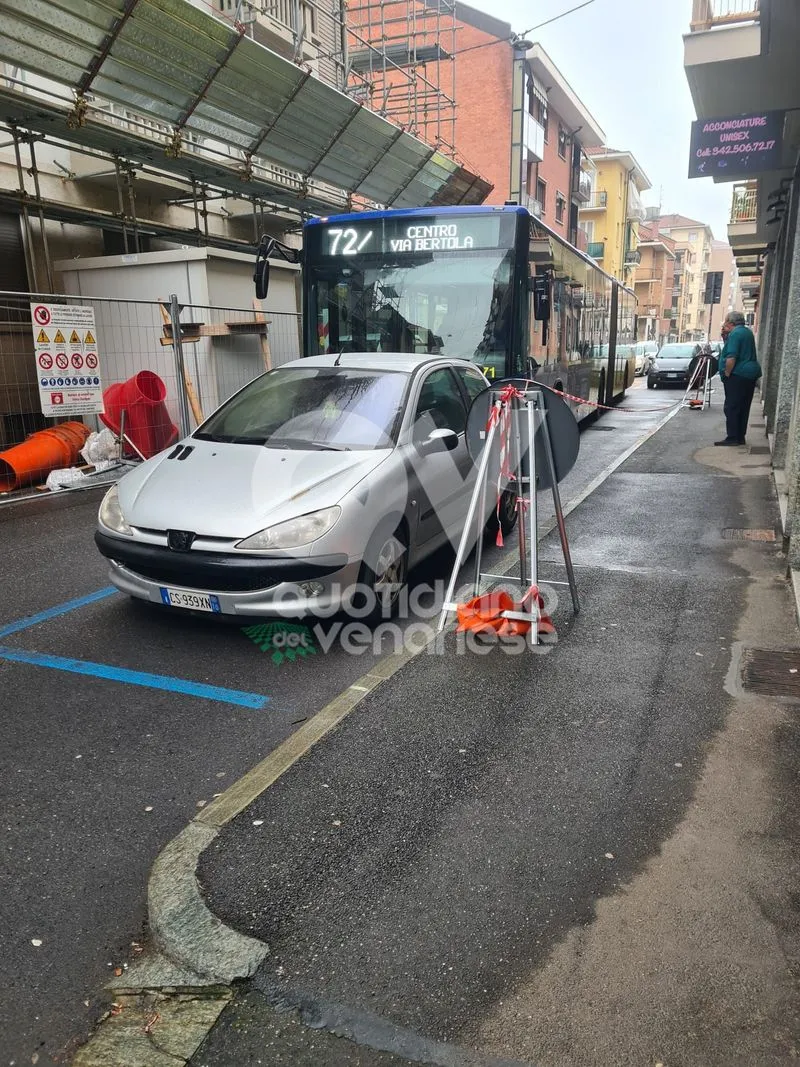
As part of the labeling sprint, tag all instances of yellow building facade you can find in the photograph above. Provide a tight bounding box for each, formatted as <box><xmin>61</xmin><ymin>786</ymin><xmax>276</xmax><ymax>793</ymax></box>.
<box><xmin>579</xmin><ymin>150</ymin><xmax>651</xmax><ymax>285</ymax></box>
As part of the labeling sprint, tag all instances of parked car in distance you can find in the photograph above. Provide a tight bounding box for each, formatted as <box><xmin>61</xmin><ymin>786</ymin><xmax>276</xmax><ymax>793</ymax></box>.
<box><xmin>647</xmin><ymin>343</ymin><xmax>702</xmax><ymax>389</ymax></box>
<box><xmin>638</xmin><ymin>341</ymin><xmax>659</xmax><ymax>376</ymax></box>
<box><xmin>95</xmin><ymin>353</ymin><xmax>517</xmax><ymax>621</ymax></box>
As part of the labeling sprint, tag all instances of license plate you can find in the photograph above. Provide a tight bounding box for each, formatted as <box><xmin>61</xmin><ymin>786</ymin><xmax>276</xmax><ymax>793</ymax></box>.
<box><xmin>667</xmin><ymin>372</ymin><xmax>679</xmax><ymax>378</ymax></box>
<box><xmin>160</xmin><ymin>587</ymin><xmax>221</xmax><ymax>612</ymax></box>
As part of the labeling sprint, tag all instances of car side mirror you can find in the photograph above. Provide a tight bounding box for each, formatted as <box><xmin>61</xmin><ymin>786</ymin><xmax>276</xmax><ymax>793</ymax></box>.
<box><xmin>419</xmin><ymin>427</ymin><xmax>459</xmax><ymax>453</ymax></box>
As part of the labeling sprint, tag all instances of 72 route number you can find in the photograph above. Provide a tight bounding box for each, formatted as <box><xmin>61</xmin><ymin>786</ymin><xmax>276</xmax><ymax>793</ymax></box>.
<box><xmin>328</xmin><ymin>228</ymin><xmax>373</xmax><ymax>255</ymax></box>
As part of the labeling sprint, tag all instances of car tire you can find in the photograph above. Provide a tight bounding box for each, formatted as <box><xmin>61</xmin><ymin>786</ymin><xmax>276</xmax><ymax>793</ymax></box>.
<box><xmin>485</xmin><ymin>488</ymin><xmax>518</xmax><ymax>541</ymax></box>
<box><xmin>356</xmin><ymin>524</ymin><xmax>408</xmax><ymax>621</ymax></box>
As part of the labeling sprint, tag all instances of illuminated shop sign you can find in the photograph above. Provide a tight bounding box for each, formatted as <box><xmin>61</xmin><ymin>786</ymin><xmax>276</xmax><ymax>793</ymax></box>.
<box><xmin>315</xmin><ymin>214</ymin><xmax>509</xmax><ymax>257</ymax></box>
<box><xmin>689</xmin><ymin>111</ymin><xmax>785</xmax><ymax>179</ymax></box>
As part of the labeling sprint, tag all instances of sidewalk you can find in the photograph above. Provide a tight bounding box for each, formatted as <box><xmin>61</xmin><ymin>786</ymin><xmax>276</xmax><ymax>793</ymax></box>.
<box><xmin>78</xmin><ymin>396</ymin><xmax>800</xmax><ymax>1066</ymax></box>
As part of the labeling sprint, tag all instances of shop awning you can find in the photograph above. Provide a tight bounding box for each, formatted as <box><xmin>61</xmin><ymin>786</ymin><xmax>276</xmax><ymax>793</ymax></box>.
<box><xmin>0</xmin><ymin>0</ymin><xmax>491</xmax><ymax>215</ymax></box>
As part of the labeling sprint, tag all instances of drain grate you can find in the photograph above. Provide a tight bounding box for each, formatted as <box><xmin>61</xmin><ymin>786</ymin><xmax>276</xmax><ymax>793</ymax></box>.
<box><xmin>722</xmin><ymin>528</ymin><xmax>776</xmax><ymax>541</ymax></box>
<box><xmin>588</xmin><ymin>425</ymin><xmax>615</xmax><ymax>431</ymax></box>
<box><xmin>748</xmin><ymin>446</ymin><xmax>771</xmax><ymax>455</ymax></box>
<box><xmin>741</xmin><ymin>648</ymin><xmax>800</xmax><ymax>698</ymax></box>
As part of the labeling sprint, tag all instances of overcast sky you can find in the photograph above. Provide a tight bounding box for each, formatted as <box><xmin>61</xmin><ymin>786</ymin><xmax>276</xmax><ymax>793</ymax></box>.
<box><xmin>479</xmin><ymin>0</ymin><xmax>731</xmax><ymax>240</ymax></box>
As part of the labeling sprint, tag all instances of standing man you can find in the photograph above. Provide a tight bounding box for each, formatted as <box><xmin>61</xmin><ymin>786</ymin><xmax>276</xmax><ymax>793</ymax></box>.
<box><xmin>715</xmin><ymin>311</ymin><xmax>762</xmax><ymax>446</ymax></box>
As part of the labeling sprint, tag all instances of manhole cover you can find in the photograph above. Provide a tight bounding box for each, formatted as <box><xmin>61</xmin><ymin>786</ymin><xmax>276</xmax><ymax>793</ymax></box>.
<box><xmin>741</xmin><ymin>649</ymin><xmax>800</xmax><ymax>698</ymax></box>
<box><xmin>722</xmin><ymin>528</ymin><xmax>776</xmax><ymax>541</ymax></box>
<box><xmin>748</xmin><ymin>446</ymin><xmax>770</xmax><ymax>455</ymax></box>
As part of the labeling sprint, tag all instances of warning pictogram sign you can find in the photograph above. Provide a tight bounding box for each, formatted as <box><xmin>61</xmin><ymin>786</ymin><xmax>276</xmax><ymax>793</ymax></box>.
<box><xmin>30</xmin><ymin>302</ymin><xmax>102</xmax><ymax>417</ymax></box>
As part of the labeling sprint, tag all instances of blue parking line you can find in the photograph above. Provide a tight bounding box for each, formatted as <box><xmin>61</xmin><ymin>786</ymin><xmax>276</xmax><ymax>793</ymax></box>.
<box><xmin>0</xmin><ymin>587</ymin><xmax>118</xmax><ymax>639</ymax></box>
<box><xmin>0</xmin><ymin>646</ymin><xmax>269</xmax><ymax>709</ymax></box>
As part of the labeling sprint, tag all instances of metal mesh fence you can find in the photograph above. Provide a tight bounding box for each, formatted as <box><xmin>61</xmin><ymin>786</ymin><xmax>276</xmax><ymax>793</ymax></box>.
<box><xmin>0</xmin><ymin>290</ymin><xmax>301</xmax><ymax>495</ymax></box>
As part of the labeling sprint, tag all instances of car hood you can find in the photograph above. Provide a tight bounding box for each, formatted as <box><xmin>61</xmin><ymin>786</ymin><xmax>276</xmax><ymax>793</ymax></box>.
<box><xmin>655</xmin><ymin>355</ymin><xmax>693</xmax><ymax>371</ymax></box>
<box><xmin>117</xmin><ymin>438</ymin><xmax>391</xmax><ymax>538</ymax></box>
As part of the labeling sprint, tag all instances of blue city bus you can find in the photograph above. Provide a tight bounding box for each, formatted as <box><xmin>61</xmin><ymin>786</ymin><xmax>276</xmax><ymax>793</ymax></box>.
<box><xmin>300</xmin><ymin>204</ymin><xmax>636</xmax><ymax>418</ymax></box>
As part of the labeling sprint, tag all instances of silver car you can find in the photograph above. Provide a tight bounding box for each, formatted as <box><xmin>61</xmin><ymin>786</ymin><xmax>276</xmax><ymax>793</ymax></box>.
<box><xmin>95</xmin><ymin>353</ymin><xmax>516</xmax><ymax>618</ymax></box>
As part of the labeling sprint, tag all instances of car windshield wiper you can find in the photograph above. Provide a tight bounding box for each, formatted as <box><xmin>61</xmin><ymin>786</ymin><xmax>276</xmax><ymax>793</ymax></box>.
<box><xmin>194</xmin><ymin>432</ymin><xmax>267</xmax><ymax>444</ymax></box>
<box><xmin>264</xmin><ymin>438</ymin><xmax>351</xmax><ymax>451</ymax></box>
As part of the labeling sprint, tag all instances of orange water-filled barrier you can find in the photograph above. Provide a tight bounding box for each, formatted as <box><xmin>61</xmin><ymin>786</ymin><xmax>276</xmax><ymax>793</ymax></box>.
<box><xmin>100</xmin><ymin>371</ymin><xmax>178</xmax><ymax>459</ymax></box>
<box><xmin>0</xmin><ymin>421</ymin><xmax>90</xmax><ymax>492</ymax></box>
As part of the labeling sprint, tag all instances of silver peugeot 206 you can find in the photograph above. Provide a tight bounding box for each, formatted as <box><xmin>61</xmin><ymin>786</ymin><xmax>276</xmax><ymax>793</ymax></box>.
<box><xmin>95</xmin><ymin>353</ymin><xmax>517</xmax><ymax>619</ymax></box>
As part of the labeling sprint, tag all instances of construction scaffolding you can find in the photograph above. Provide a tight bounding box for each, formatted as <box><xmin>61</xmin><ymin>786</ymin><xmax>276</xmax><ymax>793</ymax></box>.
<box><xmin>344</xmin><ymin>0</ymin><xmax>458</xmax><ymax>156</ymax></box>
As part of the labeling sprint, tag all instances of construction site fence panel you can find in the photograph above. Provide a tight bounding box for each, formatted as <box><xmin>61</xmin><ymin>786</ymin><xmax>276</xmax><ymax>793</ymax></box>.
<box><xmin>0</xmin><ymin>289</ymin><xmax>302</xmax><ymax>466</ymax></box>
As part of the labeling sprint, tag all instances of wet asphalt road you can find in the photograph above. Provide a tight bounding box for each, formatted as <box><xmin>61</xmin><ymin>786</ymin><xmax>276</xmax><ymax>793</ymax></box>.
<box><xmin>195</xmin><ymin>401</ymin><xmax>749</xmax><ymax>1053</ymax></box>
<box><xmin>0</xmin><ymin>379</ymin><xmax>675</xmax><ymax>1064</ymax></box>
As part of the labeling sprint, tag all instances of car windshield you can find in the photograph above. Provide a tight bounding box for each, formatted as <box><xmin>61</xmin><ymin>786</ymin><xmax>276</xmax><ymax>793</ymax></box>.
<box><xmin>659</xmin><ymin>344</ymin><xmax>697</xmax><ymax>359</ymax></box>
<box><xmin>308</xmin><ymin>249</ymin><xmax>515</xmax><ymax>378</ymax></box>
<box><xmin>194</xmin><ymin>367</ymin><xmax>409</xmax><ymax>451</ymax></box>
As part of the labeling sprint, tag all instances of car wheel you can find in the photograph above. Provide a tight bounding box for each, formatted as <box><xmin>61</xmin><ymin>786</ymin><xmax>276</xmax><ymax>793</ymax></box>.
<box><xmin>485</xmin><ymin>487</ymin><xmax>518</xmax><ymax>541</ymax></box>
<box><xmin>357</xmin><ymin>525</ymin><xmax>408</xmax><ymax>620</ymax></box>
<box><xmin>647</xmin><ymin>378</ymin><xmax>656</xmax><ymax>390</ymax></box>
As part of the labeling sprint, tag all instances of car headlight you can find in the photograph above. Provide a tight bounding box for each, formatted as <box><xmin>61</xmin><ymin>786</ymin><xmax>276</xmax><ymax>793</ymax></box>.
<box><xmin>650</xmin><ymin>360</ymin><xmax>659</xmax><ymax>372</ymax></box>
<box><xmin>98</xmin><ymin>484</ymin><xmax>132</xmax><ymax>536</ymax></box>
<box><xmin>236</xmin><ymin>506</ymin><xmax>341</xmax><ymax>551</ymax></box>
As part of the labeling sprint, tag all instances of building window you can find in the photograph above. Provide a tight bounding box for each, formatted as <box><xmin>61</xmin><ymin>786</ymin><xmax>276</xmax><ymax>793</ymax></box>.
<box><xmin>536</xmin><ymin>178</ymin><xmax>547</xmax><ymax>213</ymax></box>
<box><xmin>555</xmin><ymin>192</ymin><xmax>566</xmax><ymax>224</ymax></box>
<box><xmin>688</xmin><ymin>231</ymin><xmax>697</xmax><ymax>242</ymax></box>
<box><xmin>533</xmin><ymin>87</ymin><xmax>548</xmax><ymax>134</ymax></box>
<box><xmin>558</xmin><ymin>124</ymin><xmax>568</xmax><ymax>159</ymax></box>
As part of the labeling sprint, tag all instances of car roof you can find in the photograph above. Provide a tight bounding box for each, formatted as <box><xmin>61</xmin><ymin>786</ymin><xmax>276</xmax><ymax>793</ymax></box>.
<box><xmin>279</xmin><ymin>353</ymin><xmax>480</xmax><ymax>374</ymax></box>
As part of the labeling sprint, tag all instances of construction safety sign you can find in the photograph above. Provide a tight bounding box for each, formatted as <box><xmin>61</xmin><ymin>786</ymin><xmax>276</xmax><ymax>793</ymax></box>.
<box><xmin>30</xmin><ymin>303</ymin><xmax>103</xmax><ymax>418</ymax></box>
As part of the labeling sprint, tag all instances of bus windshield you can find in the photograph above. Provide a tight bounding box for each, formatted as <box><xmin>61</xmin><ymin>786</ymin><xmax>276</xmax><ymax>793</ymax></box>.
<box><xmin>308</xmin><ymin>248</ymin><xmax>515</xmax><ymax>377</ymax></box>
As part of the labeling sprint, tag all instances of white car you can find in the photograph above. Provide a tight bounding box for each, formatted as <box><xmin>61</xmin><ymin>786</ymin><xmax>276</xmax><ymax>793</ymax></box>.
<box><xmin>95</xmin><ymin>353</ymin><xmax>517</xmax><ymax>619</ymax></box>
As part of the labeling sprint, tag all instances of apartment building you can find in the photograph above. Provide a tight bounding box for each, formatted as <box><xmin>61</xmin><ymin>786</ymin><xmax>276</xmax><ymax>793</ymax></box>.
<box><xmin>709</xmin><ymin>238</ymin><xmax>744</xmax><ymax>328</ymax></box>
<box><xmin>634</xmin><ymin>222</ymin><xmax>677</xmax><ymax>346</ymax></box>
<box><xmin>580</xmin><ymin>150</ymin><xmax>651</xmax><ymax>284</ymax></box>
<box><xmin>373</xmin><ymin>3</ymin><xmax>605</xmax><ymax>249</ymax></box>
<box><xmin>653</xmin><ymin>214</ymin><xmax>715</xmax><ymax>342</ymax></box>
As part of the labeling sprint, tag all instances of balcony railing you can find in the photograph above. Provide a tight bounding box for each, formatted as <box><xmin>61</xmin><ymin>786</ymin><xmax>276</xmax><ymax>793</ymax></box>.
<box><xmin>575</xmin><ymin>173</ymin><xmax>592</xmax><ymax>204</ymax></box>
<box><xmin>690</xmin><ymin>0</ymin><xmax>760</xmax><ymax>30</ymax></box>
<box><xmin>625</xmin><ymin>249</ymin><xmax>641</xmax><ymax>265</ymax></box>
<box><xmin>588</xmin><ymin>241</ymin><xmax>604</xmax><ymax>260</ymax></box>
<box><xmin>582</xmin><ymin>191</ymin><xmax>607</xmax><ymax>210</ymax></box>
<box><xmin>730</xmin><ymin>181</ymin><xmax>758</xmax><ymax>224</ymax></box>
<box><xmin>524</xmin><ymin>194</ymin><xmax>543</xmax><ymax>218</ymax></box>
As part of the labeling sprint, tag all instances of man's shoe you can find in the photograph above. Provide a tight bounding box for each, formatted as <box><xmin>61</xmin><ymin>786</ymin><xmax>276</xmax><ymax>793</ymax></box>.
<box><xmin>737</xmin><ymin>439</ymin><xmax>747</xmax><ymax>446</ymax></box>
<box><xmin>714</xmin><ymin>438</ymin><xmax>739</xmax><ymax>446</ymax></box>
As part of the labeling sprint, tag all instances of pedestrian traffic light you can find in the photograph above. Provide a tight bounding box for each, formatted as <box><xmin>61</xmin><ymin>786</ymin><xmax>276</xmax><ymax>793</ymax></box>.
<box><xmin>704</xmin><ymin>270</ymin><xmax>724</xmax><ymax>305</ymax></box>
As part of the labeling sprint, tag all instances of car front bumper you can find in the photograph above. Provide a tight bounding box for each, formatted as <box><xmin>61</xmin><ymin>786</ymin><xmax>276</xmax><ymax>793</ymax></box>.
<box><xmin>649</xmin><ymin>369</ymin><xmax>690</xmax><ymax>385</ymax></box>
<box><xmin>95</xmin><ymin>530</ymin><xmax>360</xmax><ymax>617</ymax></box>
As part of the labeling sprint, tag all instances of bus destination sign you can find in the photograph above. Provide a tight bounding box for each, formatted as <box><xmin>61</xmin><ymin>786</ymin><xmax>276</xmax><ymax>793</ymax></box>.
<box><xmin>689</xmin><ymin>111</ymin><xmax>785</xmax><ymax>179</ymax></box>
<box><xmin>315</xmin><ymin>213</ymin><xmax>507</xmax><ymax>258</ymax></box>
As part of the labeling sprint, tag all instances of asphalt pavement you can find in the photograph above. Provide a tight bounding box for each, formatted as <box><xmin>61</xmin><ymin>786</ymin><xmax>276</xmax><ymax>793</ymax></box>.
<box><xmin>0</xmin><ymin>379</ymin><xmax>674</xmax><ymax>1065</ymax></box>
<box><xmin>189</xmin><ymin>392</ymin><xmax>800</xmax><ymax>1065</ymax></box>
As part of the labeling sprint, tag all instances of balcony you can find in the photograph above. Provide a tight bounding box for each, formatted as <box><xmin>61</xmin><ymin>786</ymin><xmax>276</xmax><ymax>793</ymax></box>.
<box><xmin>581</xmin><ymin>191</ymin><xmax>607</xmax><ymax>211</ymax></box>
<box><xmin>575</xmin><ymin>227</ymin><xmax>589</xmax><ymax>253</ymax></box>
<box><xmin>524</xmin><ymin>194</ymin><xmax>543</xmax><ymax>218</ymax></box>
<box><xmin>574</xmin><ymin>172</ymin><xmax>592</xmax><ymax>205</ymax></box>
<box><xmin>216</xmin><ymin>0</ymin><xmax>321</xmax><ymax>62</ymax></box>
<box><xmin>627</xmin><ymin>188</ymin><xmax>646</xmax><ymax>222</ymax></box>
<box><xmin>730</xmin><ymin>181</ymin><xmax>758</xmax><ymax>224</ymax></box>
<box><xmin>690</xmin><ymin>0</ymin><xmax>760</xmax><ymax>31</ymax></box>
<box><xmin>588</xmin><ymin>241</ymin><xmax>604</xmax><ymax>260</ymax></box>
<box><xmin>523</xmin><ymin>112</ymin><xmax>546</xmax><ymax>164</ymax></box>
<box><xmin>625</xmin><ymin>249</ymin><xmax>642</xmax><ymax>266</ymax></box>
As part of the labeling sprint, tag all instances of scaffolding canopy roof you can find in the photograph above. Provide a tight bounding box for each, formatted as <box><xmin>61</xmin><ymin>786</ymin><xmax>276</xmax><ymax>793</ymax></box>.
<box><xmin>0</xmin><ymin>0</ymin><xmax>490</xmax><ymax>215</ymax></box>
